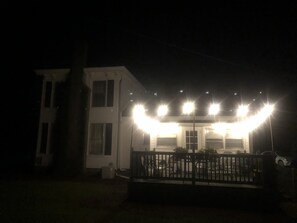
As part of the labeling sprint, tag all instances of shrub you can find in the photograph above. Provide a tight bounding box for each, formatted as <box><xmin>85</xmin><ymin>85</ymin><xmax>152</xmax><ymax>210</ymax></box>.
<box><xmin>173</xmin><ymin>147</ymin><xmax>188</xmax><ymax>153</ymax></box>
<box><xmin>197</xmin><ymin>148</ymin><xmax>217</xmax><ymax>154</ymax></box>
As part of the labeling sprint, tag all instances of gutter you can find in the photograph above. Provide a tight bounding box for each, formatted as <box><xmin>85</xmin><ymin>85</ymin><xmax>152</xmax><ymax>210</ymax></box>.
<box><xmin>116</xmin><ymin>78</ymin><xmax>122</xmax><ymax>169</ymax></box>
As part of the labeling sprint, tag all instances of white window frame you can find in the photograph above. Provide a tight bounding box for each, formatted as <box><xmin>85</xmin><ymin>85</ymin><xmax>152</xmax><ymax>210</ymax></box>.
<box><xmin>88</xmin><ymin>123</ymin><xmax>112</xmax><ymax>156</ymax></box>
<box><xmin>156</xmin><ymin>134</ymin><xmax>177</xmax><ymax>149</ymax></box>
<box><xmin>91</xmin><ymin>80</ymin><xmax>114</xmax><ymax>107</ymax></box>
<box><xmin>185</xmin><ymin>130</ymin><xmax>198</xmax><ymax>151</ymax></box>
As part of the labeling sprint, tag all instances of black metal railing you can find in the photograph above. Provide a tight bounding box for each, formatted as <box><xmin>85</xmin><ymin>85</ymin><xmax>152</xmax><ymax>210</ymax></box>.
<box><xmin>130</xmin><ymin>150</ymin><xmax>272</xmax><ymax>186</ymax></box>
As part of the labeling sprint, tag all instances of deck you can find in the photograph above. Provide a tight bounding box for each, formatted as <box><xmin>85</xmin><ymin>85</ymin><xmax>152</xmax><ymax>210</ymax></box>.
<box><xmin>130</xmin><ymin>151</ymin><xmax>271</xmax><ymax>186</ymax></box>
<box><xmin>128</xmin><ymin>150</ymin><xmax>278</xmax><ymax>207</ymax></box>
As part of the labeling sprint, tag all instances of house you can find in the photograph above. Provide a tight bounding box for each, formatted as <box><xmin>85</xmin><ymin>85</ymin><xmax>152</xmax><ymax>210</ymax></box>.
<box><xmin>35</xmin><ymin>66</ymin><xmax>254</xmax><ymax>172</ymax></box>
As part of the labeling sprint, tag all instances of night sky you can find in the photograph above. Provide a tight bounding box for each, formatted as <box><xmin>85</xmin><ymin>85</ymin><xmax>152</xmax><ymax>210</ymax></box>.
<box><xmin>3</xmin><ymin>2</ymin><xmax>297</xmax><ymax>170</ymax></box>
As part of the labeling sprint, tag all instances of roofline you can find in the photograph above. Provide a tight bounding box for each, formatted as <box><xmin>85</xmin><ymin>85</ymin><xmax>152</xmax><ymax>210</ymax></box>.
<box><xmin>35</xmin><ymin>68</ymin><xmax>71</xmax><ymax>76</ymax></box>
<box><xmin>84</xmin><ymin>66</ymin><xmax>146</xmax><ymax>92</ymax></box>
<box><xmin>35</xmin><ymin>66</ymin><xmax>146</xmax><ymax>91</ymax></box>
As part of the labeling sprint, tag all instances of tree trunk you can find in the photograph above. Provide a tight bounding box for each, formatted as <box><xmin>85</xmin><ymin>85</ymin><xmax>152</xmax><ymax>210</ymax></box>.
<box><xmin>53</xmin><ymin>38</ymin><xmax>88</xmax><ymax>176</ymax></box>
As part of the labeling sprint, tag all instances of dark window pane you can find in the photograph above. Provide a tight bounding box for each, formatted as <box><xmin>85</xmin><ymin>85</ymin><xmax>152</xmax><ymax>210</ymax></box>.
<box><xmin>92</xmin><ymin>81</ymin><xmax>106</xmax><ymax>107</ymax></box>
<box><xmin>44</xmin><ymin>82</ymin><xmax>52</xmax><ymax>107</ymax></box>
<box><xmin>105</xmin><ymin>123</ymin><xmax>112</xmax><ymax>155</ymax></box>
<box><xmin>107</xmin><ymin>80</ymin><xmax>114</xmax><ymax>107</ymax></box>
<box><xmin>157</xmin><ymin>137</ymin><xmax>177</xmax><ymax>147</ymax></box>
<box><xmin>188</xmin><ymin>144</ymin><xmax>198</xmax><ymax>150</ymax></box>
<box><xmin>226</xmin><ymin>139</ymin><xmax>243</xmax><ymax>149</ymax></box>
<box><xmin>190</xmin><ymin>137</ymin><xmax>197</xmax><ymax>143</ymax></box>
<box><xmin>54</xmin><ymin>82</ymin><xmax>66</xmax><ymax>107</ymax></box>
<box><xmin>40</xmin><ymin>123</ymin><xmax>49</xmax><ymax>154</ymax></box>
<box><xmin>206</xmin><ymin>139</ymin><xmax>223</xmax><ymax>149</ymax></box>
<box><xmin>89</xmin><ymin>123</ymin><xmax>104</xmax><ymax>154</ymax></box>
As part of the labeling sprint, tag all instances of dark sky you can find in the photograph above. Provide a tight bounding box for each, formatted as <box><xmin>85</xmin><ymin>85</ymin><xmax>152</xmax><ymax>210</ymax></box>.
<box><xmin>2</xmin><ymin>1</ymin><xmax>297</xmax><ymax>162</ymax></box>
<box><xmin>7</xmin><ymin>2</ymin><xmax>297</xmax><ymax>89</ymax></box>
<box><xmin>4</xmin><ymin>3</ymin><xmax>296</xmax><ymax>88</ymax></box>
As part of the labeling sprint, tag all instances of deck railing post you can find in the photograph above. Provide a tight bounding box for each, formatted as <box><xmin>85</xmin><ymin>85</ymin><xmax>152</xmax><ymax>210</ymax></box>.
<box><xmin>262</xmin><ymin>154</ymin><xmax>276</xmax><ymax>190</ymax></box>
<box><xmin>153</xmin><ymin>150</ymin><xmax>157</xmax><ymax>178</ymax></box>
<box><xmin>192</xmin><ymin>153</ymin><xmax>196</xmax><ymax>185</ymax></box>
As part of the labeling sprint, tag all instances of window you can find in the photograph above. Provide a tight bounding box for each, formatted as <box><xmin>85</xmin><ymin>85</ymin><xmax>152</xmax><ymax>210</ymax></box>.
<box><xmin>54</xmin><ymin>82</ymin><xmax>66</xmax><ymax>107</ymax></box>
<box><xmin>225</xmin><ymin>129</ymin><xmax>244</xmax><ymax>150</ymax></box>
<box><xmin>205</xmin><ymin>129</ymin><xmax>223</xmax><ymax>150</ymax></box>
<box><xmin>105</xmin><ymin>123</ymin><xmax>112</xmax><ymax>155</ymax></box>
<box><xmin>225</xmin><ymin>138</ymin><xmax>243</xmax><ymax>149</ymax></box>
<box><xmin>44</xmin><ymin>81</ymin><xmax>52</xmax><ymax>107</ymax></box>
<box><xmin>40</xmin><ymin>123</ymin><xmax>49</xmax><ymax>154</ymax></box>
<box><xmin>92</xmin><ymin>80</ymin><xmax>114</xmax><ymax>107</ymax></box>
<box><xmin>205</xmin><ymin>139</ymin><xmax>224</xmax><ymax>149</ymax></box>
<box><xmin>185</xmin><ymin>130</ymin><xmax>198</xmax><ymax>150</ymax></box>
<box><xmin>89</xmin><ymin>123</ymin><xmax>112</xmax><ymax>155</ymax></box>
<box><xmin>157</xmin><ymin>137</ymin><xmax>177</xmax><ymax>147</ymax></box>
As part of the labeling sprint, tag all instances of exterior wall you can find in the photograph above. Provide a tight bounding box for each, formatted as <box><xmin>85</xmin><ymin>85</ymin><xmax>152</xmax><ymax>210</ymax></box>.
<box><xmin>35</xmin><ymin>66</ymin><xmax>146</xmax><ymax>170</ymax></box>
<box><xmin>83</xmin><ymin>67</ymin><xmax>146</xmax><ymax>169</ymax></box>
<box><xmin>35</xmin><ymin>69</ymin><xmax>69</xmax><ymax>166</ymax></box>
<box><xmin>118</xmin><ymin>117</ymin><xmax>147</xmax><ymax>170</ymax></box>
<box><xmin>84</xmin><ymin>69</ymin><xmax>121</xmax><ymax>169</ymax></box>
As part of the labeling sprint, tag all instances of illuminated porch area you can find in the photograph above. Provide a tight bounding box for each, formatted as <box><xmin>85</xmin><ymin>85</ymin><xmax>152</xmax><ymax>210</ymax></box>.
<box><xmin>128</xmin><ymin>150</ymin><xmax>279</xmax><ymax>208</ymax></box>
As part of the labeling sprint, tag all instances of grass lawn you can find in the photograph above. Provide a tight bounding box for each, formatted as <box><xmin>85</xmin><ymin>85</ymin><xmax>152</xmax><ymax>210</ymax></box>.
<box><xmin>0</xmin><ymin>175</ymin><xmax>295</xmax><ymax>223</ymax></box>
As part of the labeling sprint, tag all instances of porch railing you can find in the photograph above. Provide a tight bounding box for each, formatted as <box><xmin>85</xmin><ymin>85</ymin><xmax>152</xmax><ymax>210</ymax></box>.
<box><xmin>130</xmin><ymin>150</ymin><xmax>275</xmax><ymax>186</ymax></box>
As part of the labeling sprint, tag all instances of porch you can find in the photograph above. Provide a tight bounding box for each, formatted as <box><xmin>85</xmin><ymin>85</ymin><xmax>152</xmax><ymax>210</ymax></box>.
<box><xmin>128</xmin><ymin>150</ymin><xmax>278</xmax><ymax>208</ymax></box>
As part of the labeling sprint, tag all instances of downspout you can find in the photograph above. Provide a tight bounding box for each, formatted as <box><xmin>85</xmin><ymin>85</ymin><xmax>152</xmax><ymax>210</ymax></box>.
<box><xmin>82</xmin><ymin>81</ymin><xmax>91</xmax><ymax>173</ymax></box>
<box><xmin>116</xmin><ymin>78</ymin><xmax>122</xmax><ymax>170</ymax></box>
<box><xmin>35</xmin><ymin>77</ymin><xmax>46</xmax><ymax>165</ymax></box>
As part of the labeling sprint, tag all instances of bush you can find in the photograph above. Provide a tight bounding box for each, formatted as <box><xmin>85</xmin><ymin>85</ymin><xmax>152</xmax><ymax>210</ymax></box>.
<box><xmin>197</xmin><ymin>148</ymin><xmax>217</xmax><ymax>154</ymax></box>
<box><xmin>173</xmin><ymin>147</ymin><xmax>188</xmax><ymax>153</ymax></box>
<box><xmin>173</xmin><ymin>147</ymin><xmax>188</xmax><ymax>160</ymax></box>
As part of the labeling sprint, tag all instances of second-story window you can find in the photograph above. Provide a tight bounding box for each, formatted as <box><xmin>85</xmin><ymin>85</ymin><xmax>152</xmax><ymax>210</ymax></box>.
<box><xmin>92</xmin><ymin>80</ymin><xmax>114</xmax><ymax>107</ymax></box>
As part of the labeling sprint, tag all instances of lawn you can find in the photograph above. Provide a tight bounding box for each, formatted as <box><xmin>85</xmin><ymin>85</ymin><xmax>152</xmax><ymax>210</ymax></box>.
<box><xmin>0</xmin><ymin>175</ymin><xmax>295</xmax><ymax>223</ymax></box>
